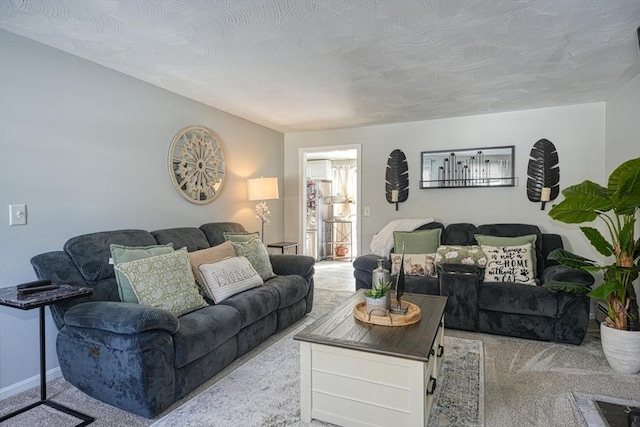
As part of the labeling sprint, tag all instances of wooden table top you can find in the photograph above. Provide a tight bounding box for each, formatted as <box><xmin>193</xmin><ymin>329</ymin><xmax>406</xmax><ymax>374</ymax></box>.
<box><xmin>294</xmin><ymin>290</ymin><xmax>447</xmax><ymax>362</ymax></box>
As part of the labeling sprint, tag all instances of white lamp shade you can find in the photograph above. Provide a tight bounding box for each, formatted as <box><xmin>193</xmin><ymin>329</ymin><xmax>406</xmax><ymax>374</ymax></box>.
<box><xmin>247</xmin><ymin>177</ymin><xmax>279</xmax><ymax>201</ymax></box>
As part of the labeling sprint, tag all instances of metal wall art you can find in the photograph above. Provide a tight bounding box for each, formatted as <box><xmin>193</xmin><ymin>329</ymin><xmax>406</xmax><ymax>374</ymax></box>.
<box><xmin>526</xmin><ymin>138</ymin><xmax>559</xmax><ymax>210</ymax></box>
<box><xmin>385</xmin><ymin>149</ymin><xmax>409</xmax><ymax>210</ymax></box>
<box><xmin>168</xmin><ymin>126</ymin><xmax>226</xmax><ymax>204</ymax></box>
<box><xmin>420</xmin><ymin>146</ymin><xmax>515</xmax><ymax>189</ymax></box>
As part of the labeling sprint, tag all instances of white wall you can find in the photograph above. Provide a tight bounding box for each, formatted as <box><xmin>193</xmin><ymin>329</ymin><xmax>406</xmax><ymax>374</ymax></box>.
<box><xmin>285</xmin><ymin>103</ymin><xmax>607</xmax><ymax>261</ymax></box>
<box><xmin>605</xmin><ymin>73</ymin><xmax>640</xmax><ymax>174</ymax></box>
<box><xmin>0</xmin><ymin>31</ymin><xmax>284</xmax><ymax>394</ymax></box>
<box><xmin>605</xmin><ymin>72</ymin><xmax>640</xmax><ymax>295</ymax></box>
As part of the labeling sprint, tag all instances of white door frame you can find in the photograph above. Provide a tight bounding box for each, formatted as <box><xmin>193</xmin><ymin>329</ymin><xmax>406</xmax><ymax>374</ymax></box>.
<box><xmin>299</xmin><ymin>144</ymin><xmax>362</xmax><ymax>259</ymax></box>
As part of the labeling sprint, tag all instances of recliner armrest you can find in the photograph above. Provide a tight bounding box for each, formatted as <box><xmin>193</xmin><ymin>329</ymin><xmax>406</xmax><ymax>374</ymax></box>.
<box><xmin>269</xmin><ymin>254</ymin><xmax>315</xmax><ymax>277</ymax></box>
<box><xmin>438</xmin><ymin>263</ymin><xmax>482</xmax><ymax>276</ymax></box>
<box><xmin>541</xmin><ymin>265</ymin><xmax>594</xmax><ymax>287</ymax></box>
<box><xmin>64</xmin><ymin>301</ymin><xmax>180</xmax><ymax>334</ymax></box>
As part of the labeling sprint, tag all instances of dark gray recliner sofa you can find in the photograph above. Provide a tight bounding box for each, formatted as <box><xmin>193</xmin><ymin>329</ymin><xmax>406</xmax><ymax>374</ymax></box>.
<box><xmin>353</xmin><ymin>222</ymin><xmax>594</xmax><ymax>345</ymax></box>
<box><xmin>30</xmin><ymin>222</ymin><xmax>314</xmax><ymax>418</ymax></box>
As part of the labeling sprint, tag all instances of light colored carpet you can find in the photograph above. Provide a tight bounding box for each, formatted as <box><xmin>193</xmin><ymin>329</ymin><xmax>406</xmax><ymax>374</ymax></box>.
<box><xmin>150</xmin><ymin>334</ymin><xmax>483</xmax><ymax>427</ymax></box>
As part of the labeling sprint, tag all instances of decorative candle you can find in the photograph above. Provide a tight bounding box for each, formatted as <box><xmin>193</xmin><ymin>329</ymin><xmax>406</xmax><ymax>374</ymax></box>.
<box><xmin>391</xmin><ymin>190</ymin><xmax>399</xmax><ymax>202</ymax></box>
<box><xmin>540</xmin><ymin>187</ymin><xmax>551</xmax><ymax>202</ymax></box>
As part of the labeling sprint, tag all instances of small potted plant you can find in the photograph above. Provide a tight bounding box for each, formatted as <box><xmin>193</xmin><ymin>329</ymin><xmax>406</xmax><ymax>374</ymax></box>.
<box><xmin>364</xmin><ymin>279</ymin><xmax>392</xmax><ymax>316</ymax></box>
<box><xmin>548</xmin><ymin>157</ymin><xmax>640</xmax><ymax>374</ymax></box>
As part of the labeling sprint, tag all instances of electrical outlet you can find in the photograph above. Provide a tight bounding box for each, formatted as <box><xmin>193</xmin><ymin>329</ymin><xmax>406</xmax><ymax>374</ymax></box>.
<box><xmin>364</xmin><ymin>206</ymin><xmax>371</xmax><ymax>217</ymax></box>
<box><xmin>9</xmin><ymin>204</ymin><xmax>27</xmax><ymax>226</ymax></box>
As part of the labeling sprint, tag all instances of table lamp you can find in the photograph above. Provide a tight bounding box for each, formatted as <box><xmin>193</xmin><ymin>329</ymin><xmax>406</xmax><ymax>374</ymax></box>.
<box><xmin>247</xmin><ymin>177</ymin><xmax>279</xmax><ymax>241</ymax></box>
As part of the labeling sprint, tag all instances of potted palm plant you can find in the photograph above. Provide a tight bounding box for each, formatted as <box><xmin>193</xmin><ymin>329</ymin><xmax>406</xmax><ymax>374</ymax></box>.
<box><xmin>548</xmin><ymin>157</ymin><xmax>640</xmax><ymax>374</ymax></box>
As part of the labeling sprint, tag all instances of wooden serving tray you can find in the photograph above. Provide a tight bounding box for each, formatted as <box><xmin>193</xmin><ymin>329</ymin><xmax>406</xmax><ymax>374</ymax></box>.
<box><xmin>353</xmin><ymin>300</ymin><xmax>421</xmax><ymax>326</ymax></box>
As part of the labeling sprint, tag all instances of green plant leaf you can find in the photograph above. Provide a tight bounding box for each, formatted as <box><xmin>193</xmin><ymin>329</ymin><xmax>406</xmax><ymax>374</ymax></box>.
<box><xmin>548</xmin><ymin>181</ymin><xmax>613</xmax><ymax>223</ymax></box>
<box><xmin>619</xmin><ymin>220</ymin><xmax>635</xmax><ymax>256</ymax></box>
<box><xmin>547</xmin><ymin>248</ymin><xmax>596</xmax><ymax>269</ymax></box>
<box><xmin>609</xmin><ymin>157</ymin><xmax>640</xmax><ymax>213</ymax></box>
<box><xmin>580</xmin><ymin>226</ymin><xmax>613</xmax><ymax>257</ymax></box>
<box><xmin>587</xmin><ymin>278</ymin><xmax>624</xmax><ymax>300</ymax></box>
<box><xmin>542</xmin><ymin>280</ymin><xmax>591</xmax><ymax>294</ymax></box>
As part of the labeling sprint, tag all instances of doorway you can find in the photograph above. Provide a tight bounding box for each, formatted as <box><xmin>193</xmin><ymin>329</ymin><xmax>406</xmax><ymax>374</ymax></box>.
<box><xmin>300</xmin><ymin>145</ymin><xmax>361</xmax><ymax>262</ymax></box>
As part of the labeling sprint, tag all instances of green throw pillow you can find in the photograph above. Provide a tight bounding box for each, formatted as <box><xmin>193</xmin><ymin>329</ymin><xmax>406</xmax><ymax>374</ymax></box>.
<box><xmin>231</xmin><ymin>238</ymin><xmax>275</xmax><ymax>281</ymax></box>
<box><xmin>474</xmin><ymin>234</ymin><xmax>538</xmax><ymax>277</ymax></box>
<box><xmin>111</xmin><ymin>243</ymin><xmax>174</xmax><ymax>303</ymax></box>
<box><xmin>393</xmin><ymin>229</ymin><xmax>441</xmax><ymax>254</ymax></box>
<box><xmin>224</xmin><ymin>231</ymin><xmax>261</xmax><ymax>242</ymax></box>
<box><xmin>435</xmin><ymin>245</ymin><xmax>487</xmax><ymax>267</ymax></box>
<box><xmin>114</xmin><ymin>248</ymin><xmax>207</xmax><ymax>317</ymax></box>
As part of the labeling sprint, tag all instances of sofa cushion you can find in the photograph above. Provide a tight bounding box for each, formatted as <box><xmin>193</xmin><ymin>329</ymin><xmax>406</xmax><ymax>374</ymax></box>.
<box><xmin>393</xmin><ymin>228</ymin><xmax>441</xmax><ymax>254</ymax></box>
<box><xmin>198</xmin><ymin>257</ymin><xmax>263</xmax><ymax>303</ymax></box>
<box><xmin>442</xmin><ymin>223</ymin><xmax>478</xmax><ymax>245</ymax></box>
<box><xmin>231</xmin><ymin>238</ymin><xmax>275</xmax><ymax>281</ymax></box>
<box><xmin>219</xmin><ymin>285</ymin><xmax>280</xmax><ymax>328</ymax></box>
<box><xmin>64</xmin><ymin>230</ymin><xmax>157</xmax><ymax>283</ymax></box>
<box><xmin>188</xmin><ymin>242</ymin><xmax>236</xmax><ymax>288</ymax></box>
<box><xmin>480</xmin><ymin>243</ymin><xmax>536</xmax><ymax>285</ymax></box>
<box><xmin>435</xmin><ymin>245</ymin><xmax>487</xmax><ymax>267</ymax></box>
<box><xmin>151</xmin><ymin>227</ymin><xmax>211</xmax><ymax>253</ymax></box>
<box><xmin>476</xmin><ymin>224</ymin><xmax>543</xmax><ymax>278</ymax></box>
<box><xmin>475</xmin><ymin>233</ymin><xmax>538</xmax><ymax>278</ymax></box>
<box><xmin>224</xmin><ymin>231</ymin><xmax>260</xmax><ymax>242</ymax></box>
<box><xmin>265</xmin><ymin>275</ymin><xmax>310</xmax><ymax>309</ymax></box>
<box><xmin>172</xmin><ymin>304</ymin><xmax>241</xmax><ymax>368</ymax></box>
<box><xmin>111</xmin><ymin>243</ymin><xmax>175</xmax><ymax>303</ymax></box>
<box><xmin>390</xmin><ymin>253</ymin><xmax>438</xmax><ymax>277</ymax></box>
<box><xmin>200</xmin><ymin>222</ymin><xmax>247</xmax><ymax>247</ymax></box>
<box><xmin>114</xmin><ymin>248</ymin><xmax>207</xmax><ymax>317</ymax></box>
<box><xmin>479</xmin><ymin>281</ymin><xmax>557</xmax><ymax>317</ymax></box>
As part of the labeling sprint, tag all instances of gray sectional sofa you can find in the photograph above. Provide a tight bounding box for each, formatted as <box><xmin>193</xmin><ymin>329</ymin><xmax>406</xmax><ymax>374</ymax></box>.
<box><xmin>354</xmin><ymin>222</ymin><xmax>595</xmax><ymax>345</ymax></box>
<box><xmin>30</xmin><ymin>222</ymin><xmax>315</xmax><ymax>418</ymax></box>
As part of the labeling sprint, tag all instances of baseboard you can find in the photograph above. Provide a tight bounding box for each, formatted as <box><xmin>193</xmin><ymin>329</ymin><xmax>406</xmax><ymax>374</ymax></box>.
<box><xmin>0</xmin><ymin>367</ymin><xmax>62</xmax><ymax>400</ymax></box>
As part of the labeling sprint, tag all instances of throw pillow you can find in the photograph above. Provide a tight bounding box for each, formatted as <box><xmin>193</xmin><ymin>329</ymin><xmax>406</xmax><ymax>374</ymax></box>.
<box><xmin>198</xmin><ymin>256</ymin><xmax>263</xmax><ymax>303</ymax></box>
<box><xmin>393</xmin><ymin>229</ymin><xmax>441</xmax><ymax>254</ymax></box>
<box><xmin>111</xmin><ymin>243</ymin><xmax>175</xmax><ymax>303</ymax></box>
<box><xmin>188</xmin><ymin>241</ymin><xmax>236</xmax><ymax>289</ymax></box>
<box><xmin>435</xmin><ymin>245</ymin><xmax>487</xmax><ymax>267</ymax></box>
<box><xmin>231</xmin><ymin>238</ymin><xmax>275</xmax><ymax>281</ymax></box>
<box><xmin>474</xmin><ymin>234</ymin><xmax>538</xmax><ymax>277</ymax></box>
<box><xmin>480</xmin><ymin>243</ymin><xmax>536</xmax><ymax>285</ymax></box>
<box><xmin>391</xmin><ymin>253</ymin><xmax>438</xmax><ymax>277</ymax></box>
<box><xmin>224</xmin><ymin>231</ymin><xmax>261</xmax><ymax>243</ymax></box>
<box><xmin>114</xmin><ymin>248</ymin><xmax>207</xmax><ymax>317</ymax></box>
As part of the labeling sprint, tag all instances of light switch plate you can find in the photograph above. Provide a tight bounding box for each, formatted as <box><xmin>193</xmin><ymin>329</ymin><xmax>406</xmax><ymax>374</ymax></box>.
<box><xmin>9</xmin><ymin>204</ymin><xmax>27</xmax><ymax>225</ymax></box>
<box><xmin>363</xmin><ymin>206</ymin><xmax>371</xmax><ymax>217</ymax></box>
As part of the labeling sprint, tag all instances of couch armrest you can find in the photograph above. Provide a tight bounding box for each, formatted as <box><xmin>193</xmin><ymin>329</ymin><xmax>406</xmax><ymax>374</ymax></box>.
<box><xmin>64</xmin><ymin>301</ymin><xmax>180</xmax><ymax>334</ymax></box>
<box><xmin>353</xmin><ymin>255</ymin><xmax>389</xmax><ymax>289</ymax></box>
<box><xmin>438</xmin><ymin>263</ymin><xmax>482</xmax><ymax>276</ymax></box>
<box><xmin>541</xmin><ymin>265</ymin><xmax>594</xmax><ymax>287</ymax></box>
<box><xmin>269</xmin><ymin>254</ymin><xmax>315</xmax><ymax>278</ymax></box>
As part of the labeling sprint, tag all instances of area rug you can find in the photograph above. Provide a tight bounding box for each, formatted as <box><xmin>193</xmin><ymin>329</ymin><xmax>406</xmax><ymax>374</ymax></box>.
<box><xmin>151</xmin><ymin>332</ymin><xmax>484</xmax><ymax>427</ymax></box>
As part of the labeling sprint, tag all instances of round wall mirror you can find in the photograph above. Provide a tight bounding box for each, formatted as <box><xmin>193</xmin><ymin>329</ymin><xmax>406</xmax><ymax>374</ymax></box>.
<box><xmin>168</xmin><ymin>126</ymin><xmax>226</xmax><ymax>204</ymax></box>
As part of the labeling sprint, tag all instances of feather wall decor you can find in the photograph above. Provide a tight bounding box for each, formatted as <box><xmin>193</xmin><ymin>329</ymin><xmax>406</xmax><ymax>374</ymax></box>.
<box><xmin>385</xmin><ymin>149</ymin><xmax>409</xmax><ymax>211</ymax></box>
<box><xmin>526</xmin><ymin>138</ymin><xmax>560</xmax><ymax>210</ymax></box>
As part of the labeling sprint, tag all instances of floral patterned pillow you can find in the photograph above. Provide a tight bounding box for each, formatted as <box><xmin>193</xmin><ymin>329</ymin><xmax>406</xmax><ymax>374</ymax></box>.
<box><xmin>115</xmin><ymin>247</ymin><xmax>208</xmax><ymax>317</ymax></box>
<box><xmin>435</xmin><ymin>245</ymin><xmax>487</xmax><ymax>267</ymax></box>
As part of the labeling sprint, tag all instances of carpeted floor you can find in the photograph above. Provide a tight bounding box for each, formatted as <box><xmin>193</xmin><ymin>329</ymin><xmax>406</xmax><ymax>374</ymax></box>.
<box><xmin>150</xmin><ymin>334</ymin><xmax>483</xmax><ymax>427</ymax></box>
<box><xmin>2</xmin><ymin>260</ymin><xmax>639</xmax><ymax>427</ymax></box>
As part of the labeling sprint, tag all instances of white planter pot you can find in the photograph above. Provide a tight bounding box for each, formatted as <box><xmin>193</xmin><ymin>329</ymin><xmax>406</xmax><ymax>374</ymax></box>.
<box><xmin>365</xmin><ymin>295</ymin><xmax>390</xmax><ymax>316</ymax></box>
<box><xmin>600</xmin><ymin>323</ymin><xmax>640</xmax><ymax>374</ymax></box>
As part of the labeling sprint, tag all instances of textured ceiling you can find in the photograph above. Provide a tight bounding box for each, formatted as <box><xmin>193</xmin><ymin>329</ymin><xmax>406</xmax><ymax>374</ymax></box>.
<box><xmin>1</xmin><ymin>0</ymin><xmax>639</xmax><ymax>133</ymax></box>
